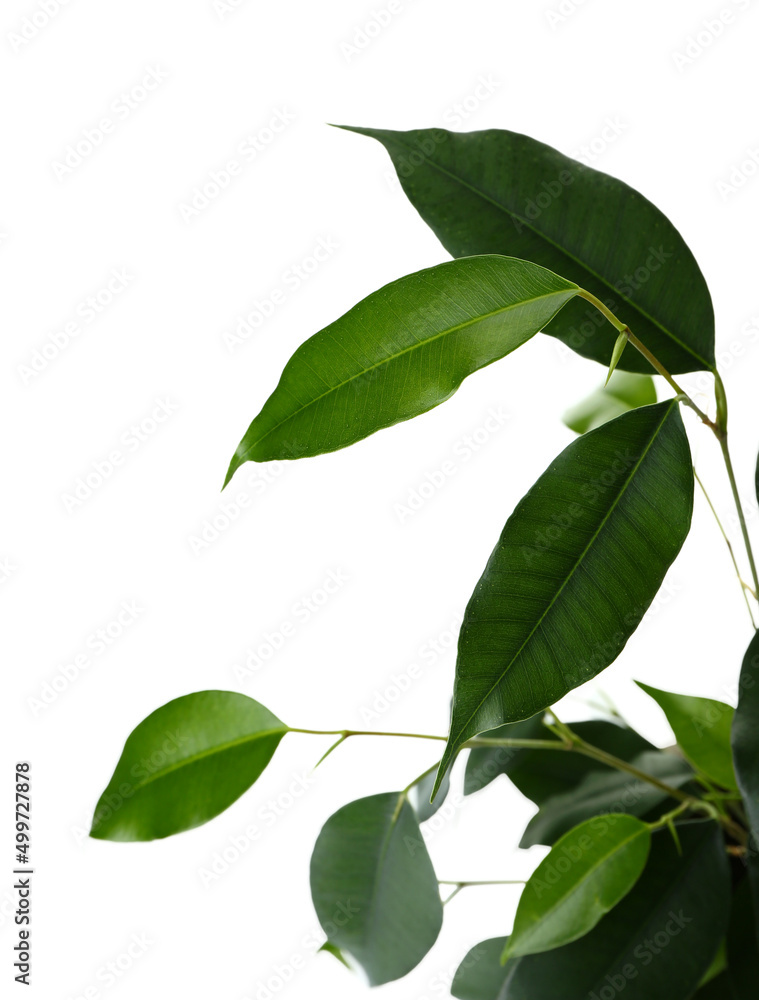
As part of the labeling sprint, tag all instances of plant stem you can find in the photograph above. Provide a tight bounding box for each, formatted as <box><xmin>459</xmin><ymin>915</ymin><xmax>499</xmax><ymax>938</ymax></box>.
<box><xmin>718</xmin><ymin>432</ymin><xmax>759</xmax><ymax>609</ymax></box>
<box><xmin>463</xmin><ymin>736</ymin><xmax>572</xmax><ymax>751</ymax></box>
<box><xmin>576</xmin><ymin>289</ymin><xmax>715</xmax><ymax>428</ymax></box>
<box><xmin>290</xmin><ymin>726</ymin><xmax>568</xmax><ymax>751</ymax></box>
<box><xmin>403</xmin><ymin>762</ymin><xmax>437</xmax><ymax>795</ymax></box>
<box><xmin>548</xmin><ymin>712</ymin><xmax>692</xmax><ymax>802</ymax></box>
<box><xmin>439</xmin><ymin>879</ymin><xmax>525</xmax><ymax>906</ymax></box>
<box><xmin>438</xmin><ymin>879</ymin><xmax>525</xmax><ymax>887</ymax></box>
<box><xmin>647</xmin><ymin>799</ymin><xmax>704</xmax><ymax>831</ymax></box>
<box><xmin>578</xmin><ymin>288</ymin><xmax>759</xmax><ymax>621</ymax></box>
<box><xmin>289</xmin><ymin>727</ymin><xmax>447</xmax><ymax>741</ymax></box>
<box><xmin>694</xmin><ymin>467</ymin><xmax>757</xmax><ymax>626</ymax></box>
<box><xmin>291</xmin><ymin>724</ymin><xmax>695</xmax><ymax>803</ymax></box>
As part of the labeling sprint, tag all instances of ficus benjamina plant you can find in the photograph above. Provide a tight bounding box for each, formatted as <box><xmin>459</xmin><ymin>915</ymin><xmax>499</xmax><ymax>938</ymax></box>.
<box><xmin>91</xmin><ymin>127</ymin><xmax>759</xmax><ymax>998</ymax></box>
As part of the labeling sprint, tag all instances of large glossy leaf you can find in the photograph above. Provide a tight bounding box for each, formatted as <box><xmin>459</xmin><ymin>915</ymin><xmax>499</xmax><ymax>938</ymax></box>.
<box><xmin>224</xmin><ymin>255</ymin><xmax>578</xmax><ymax>483</ymax></box>
<box><xmin>434</xmin><ymin>400</ymin><xmax>693</xmax><ymax>796</ymax></box>
<box><xmin>637</xmin><ymin>681</ymin><xmax>737</xmax><ymax>790</ymax></box>
<box><xmin>90</xmin><ymin>691</ymin><xmax>287</xmax><ymax>841</ymax></box>
<box><xmin>310</xmin><ymin>792</ymin><xmax>443</xmax><ymax>986</ymax></box>
<box><xmin>731</xmin><ymin>630</ymin><xmax>759</xmax><ymax>945</ymax></box>
<box><xmin>345</xmin><ymin>126</ymin><xmax>715</xmax><ymax>375</ymax></box>
<box><xmin>519</xmin><ymin>750</ymin><xmax>693</xmax><ymax>848</ymax></box>
<box><xmin>452</xmin><ymin>822</ymin><xmax>729</xmax><ymax>1000</ymax></box>
<box><xmin>504</xmin><ymin>815</ymin><xmax>651</xmax><ymax>960</ymax></box>
<box><xmin>465</xmin><ymin>717</ymin><xmax>654</xmax><ymax>802</ymax></box>
<box><xmin>563</xmin><ymin>371</ymin><xmax>657</xmax><ymax>435</ymax></box>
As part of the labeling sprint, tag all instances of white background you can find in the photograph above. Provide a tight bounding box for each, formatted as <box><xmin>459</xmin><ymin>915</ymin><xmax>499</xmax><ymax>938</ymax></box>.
<box><xmin>4</xmin><ymin>1</ymin><xmax>759</xmax><ymax>997</ymax></box>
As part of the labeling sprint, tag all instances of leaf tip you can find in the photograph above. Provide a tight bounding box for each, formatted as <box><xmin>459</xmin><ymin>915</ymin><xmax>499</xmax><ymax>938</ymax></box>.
<box><xmin>222</xmin><ymin>453</ymin><xmax>242</xmax><ymax>491</ymax></box>
<box><xmin>430</xmin><ymin>750</ymin><xmax>454</xmax><ymax>803</ymax></box>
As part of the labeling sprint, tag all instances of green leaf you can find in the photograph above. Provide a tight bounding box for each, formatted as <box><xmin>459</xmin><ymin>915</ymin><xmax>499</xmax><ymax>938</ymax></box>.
<box><xmin>408</xmin><ymin>765</ymin><xmax>451</xmax><ymax>823</ymax></box>
<box><xmin>727</xmin><ymin>879</ymin><xmax>759</xmax><ymax>998</ymax></box>
<box><xmin>224</xmin><ymin>255</ymin><xmax>579</xmax><ymax>483</ymax></box>
<box><xmin>90</xmin><ymin>691</ymin><xmax>287</xmax><ymax>841</ymax></box>
<box><xmin>451</xmin><ymin>938</ymin><xmax>509</xmax><ymax>1000</ymax></box>
<box><xmin>605</xmin><ymin>330</ymin><xmax>629</xmax><ymax>385</ymax></box>
<box><xmin>503</xmin><ymin>815</ymin><xmax>651</xmax><ymax>960</ymax></box>
<box><xmin>452</xmin><ymin>822</ymin><xmax>729</xmax><ymax>1000</ymax></box>
<box><xmin>465</xmin><ymin>718</ymin><xmax>654</xmax><ymax>802</ymax></box>
<box><xmin>344</xmin><ymin>126</ymin><xmax>715</xmax><ymax>375</ymax></box>
<box><xmin>731</xmin><ymin>629</ymin><xmax>759</xmax><ymax>946</ymax></box>
<box><xmin>319</xmin><ymin>940</ymin><xmax>352</xmax><ymax>969</ymax></box>
<box><xmin>636</xmin><ymin>681</ymin><xmax>738</xmax><ymax>790</ymax></box>
<box><xmin>519</xmin><ymin>750</ymin><xmax>693</xmax><ymax>847</ymax></box>
<box><xmin>310</xmin><ymin>792</ymin><xmax>443</xmax><ymax>986</ymax></box>
<box><xmin>434</xmin><ymin>400</ymin><xmax>693</xmax><ymax>796</ymax></box>
<box><xmin>563</xmin><ymin>371</ymin><xmax>657</xmax><ymax>435</ymax></box>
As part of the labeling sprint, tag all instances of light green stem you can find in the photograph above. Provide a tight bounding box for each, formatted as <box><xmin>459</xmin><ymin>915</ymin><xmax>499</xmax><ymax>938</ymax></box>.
<box><xmin>694</xmin><ymin>467</ymin><xmax>757</xmax><ymax>626</ymax></box>
<box><xmin>718</xmin><ymin>432</ymin><xmax>759</xmax><ymax>613</ymax></box>
<box><xmin>577</xmin><ymin>287</ymin><xmax>759</xmax><ymax>621</ymax></box>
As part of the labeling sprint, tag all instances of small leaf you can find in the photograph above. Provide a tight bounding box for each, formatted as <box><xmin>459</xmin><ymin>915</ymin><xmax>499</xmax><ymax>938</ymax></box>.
<box><xmin>563</xmin><ymin>371</ymin><xmax>657</xmax><ymax>435</ymax></box>
<box><xmin>224</xmin><ymin>255</ymin><xmax>578</xmax><ymax>483</ymax></box>
<box><xmin>519</xmin><ymin>750</ymin><xmax>693</xmax><ymax>848</ymax></box>
<box><xmin>408</xmin><ymin>765</ymin><xmax>451</xmax><ymax>823</ymax></box>
<box><xmin>319</xmin><ymin>940</ymin><xmax>352</xmax><ymax>969</ymax></box>
<box><xmin>434</xmin><ymin>400</ymin><xmax>693</xmax><ymax>797</ymax></box>
<box><xmin>90</xmin><ymin>691</ymin><xmax>287</xmax><ymax>841</ymax></box>
<box><xmin>503</xmin><ymin>815</ymin><xmax>651</xmax><ymax>960</ymax></box>
<box><xmin>637</xmin><ymin>681</ymin><xmax>737</xmax><ymax>790</ymax></box>
<box><xmin>605</xmin><ymin>329</ymin><xmax>629</xmax><ymax>385</ymax></box>
<box><xmin>344</xmin><ymin>126</ymin><xmax>715</xmax><ymax>374</ymax></box>
<box><xmin>452</xmin><ymin>822</ymin><xmax>729</xmax><ymax>1000</ymax></box>
<box><xmin>465</xmin><ymin>717</ymin><xmax>654</xmax><ymax>802</ymax></box>
<box><xmin>310</xmin><ymin>792</ymin><xmax>443</xmax><ymax>986</ymax></box>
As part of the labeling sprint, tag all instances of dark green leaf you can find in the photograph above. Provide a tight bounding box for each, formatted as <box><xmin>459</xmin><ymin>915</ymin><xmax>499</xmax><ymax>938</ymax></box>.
<box><xmin>697</xmin><ymin>938</ymin><xmax>727</xmax><ymax>988</ymax></box>
<box><xmin>637</xmin><ymin>681</ymin><xmax>737</xmax><ymax>790</ymax></box>
<box><xmin>727</xmin><ymin>878</ymin><xmax>759</xmax><ymax>998</ymax></box>
<box><xmin>453</xmin><ymin>822</ymin><xmax>729</xmax><ymax>1000</ymax></box>
<box><xmin>563</xmin><ymin>371</ymin><xmax>657</xmax><ymax>435</ymax></box>
<box><xmin>503</xmin><ymin>815</ymin><xmax>651</xmax><ymax>959</ymax></box>
<box><xmin>310</xmin><ymin>792</ymin><xmax>443</xmax><ymax>985</ymax></box>
<box><xmin>90</xmin><ymin>691</ymin><xmax>287</xmax><ymax>841</ymax></box>
<box><xmin>434</xmin><ymin>400</ymin><xmax>693</xmax><ymax>796</ymax></box>
<box><xmin>465</xmin><ymin>718</ymin><xmax>654</xmax><ymax>803</ymax></box>
<box><xmin>408</xmin><ymin>765</ymin><xmax>451</xmax><ymax>823</ymax></box>
<box><xmin>694</xmin><ymin>972</ymin><xmax>730</xmax><ymax>998</ymax></box>
<box><xmin>520</xmin><ymin>751</ymin><xmax>693</xmax><ymax>848</ymax></box>
<box><xmin>731</xmin><ymin>629</ymin><xmax>759</xmax><ymax>949</ymax></box>
<box><xmin>225</xmin><ymin>255</ymin><xmax>578</xmax><ymax>483</ymax></box>
<box><xmin>344</xmin><ymin>126</ymin><xmax>715</xmax><ymax>374</ymax></box>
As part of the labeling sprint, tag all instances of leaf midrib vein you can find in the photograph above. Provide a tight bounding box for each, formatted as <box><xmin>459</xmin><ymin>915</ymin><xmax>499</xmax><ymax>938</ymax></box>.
<box><xmin>239</xmin><ymin>282</ymin><xmax>575</xmax><ymax>460</ymax></box>
<box><xmin>379</xmin><ymin>132</ymin><xmax>709</xmax><ymax>369</ymax></box>
<box><xmin>116</xmin><ymin>726</ymin><xmax>286</xmax><ymax>797</ymax></box>
<box><xmin>450</xmin><ymin>402</ymin><xmax>676</xmax><ymax>751</ymax></box>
